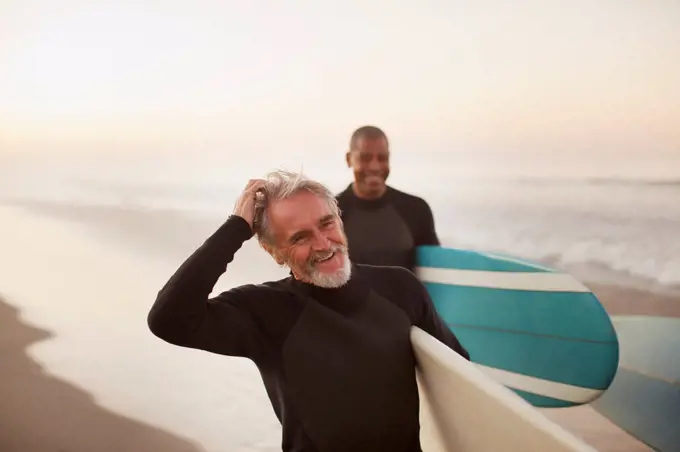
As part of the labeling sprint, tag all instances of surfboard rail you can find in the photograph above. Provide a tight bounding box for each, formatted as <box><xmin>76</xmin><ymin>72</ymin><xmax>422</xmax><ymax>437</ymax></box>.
<box><xmin>416</xmin><ymin>266</ymin><xmax>592</xmax><ymax>292</ymax></box>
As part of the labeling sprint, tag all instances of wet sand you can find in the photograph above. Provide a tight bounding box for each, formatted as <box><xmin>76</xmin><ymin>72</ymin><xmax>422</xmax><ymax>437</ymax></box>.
<box><xmin>589</xmin><ymin>283</ymin><xmax>680</xmax><ymax>319</ymax></box>
<box><xmin>0</xmin><ymin>296</ymin><xmax>205</xmax><ymax>452</ymax></box>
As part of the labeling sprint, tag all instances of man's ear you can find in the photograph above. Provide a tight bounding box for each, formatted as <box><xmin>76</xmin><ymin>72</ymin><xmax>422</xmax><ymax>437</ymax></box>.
<box><xmin>345</xmin><ymin>151</ymin><xmax>352</xmax><ymax>168</ymax></box>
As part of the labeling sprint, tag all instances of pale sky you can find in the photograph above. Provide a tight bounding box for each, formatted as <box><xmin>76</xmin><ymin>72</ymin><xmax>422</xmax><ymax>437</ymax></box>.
<box><xmin>1</xmin><ymin>0</ymin><xmax>678</xmax><ymax>157</ymax></box>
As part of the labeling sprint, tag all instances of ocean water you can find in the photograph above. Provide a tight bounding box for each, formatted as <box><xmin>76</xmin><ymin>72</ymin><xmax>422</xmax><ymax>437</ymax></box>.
<box><xmin>1</xmin><ymin>152</ymin><xmax>680</xmax><ymax>291</ymax></box>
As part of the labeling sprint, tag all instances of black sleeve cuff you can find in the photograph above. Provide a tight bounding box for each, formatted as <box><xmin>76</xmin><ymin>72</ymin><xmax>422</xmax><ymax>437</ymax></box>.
<box><xmin>206</xmin><ymin>214</ymin><xmax>254</xmax><ymax>246</ymax></box>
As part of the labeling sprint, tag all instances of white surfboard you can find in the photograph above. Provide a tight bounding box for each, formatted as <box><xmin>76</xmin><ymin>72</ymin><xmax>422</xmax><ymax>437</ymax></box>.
<box><xmin>412</xmin><ymin>327</ymin><xmax>597</xmax><ymax>452</ymax></box>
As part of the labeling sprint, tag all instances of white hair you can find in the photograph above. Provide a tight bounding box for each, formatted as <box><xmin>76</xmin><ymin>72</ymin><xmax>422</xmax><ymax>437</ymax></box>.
<box><xmin>253</xmin><ymin>169</ymin><xmax>340</xmax><ymax>246</ymax></box>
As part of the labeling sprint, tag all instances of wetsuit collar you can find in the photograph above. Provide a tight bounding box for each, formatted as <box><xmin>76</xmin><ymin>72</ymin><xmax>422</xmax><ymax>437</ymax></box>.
<box><xmin>344</xmin><ymin>183</ymin><xmax>392</xmax><ymax>210</ymax></box>
<box><xmin>288</xmin><ymin>263</ymin><xmax>369</xmax><ymax>311</ymax></box>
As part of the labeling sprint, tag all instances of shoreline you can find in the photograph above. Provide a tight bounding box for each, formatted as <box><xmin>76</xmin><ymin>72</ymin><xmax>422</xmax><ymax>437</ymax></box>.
<box><xmin>8</xmin><ymin>196</ymin><xmax>680</xmax><ymax>300</ymax></box>
<box><xmin>1</xmin><ymin>200</ymin><xmax>678</xmax><ymax>451</ymax></box>
<box><xmin>0</xmin><ymin>296</ymin><xmax>205</xmax><ymax>452</ymax></box>
<box><xmin>587</xmin><ymin>282</ymin><xmax>680</xmax><ymax>318</ymax></box>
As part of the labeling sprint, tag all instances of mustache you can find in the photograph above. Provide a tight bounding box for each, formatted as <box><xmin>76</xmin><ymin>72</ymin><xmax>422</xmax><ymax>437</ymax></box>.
<box><xmin>307</xmin><ymin>244</ymin><xmax>347</xmax><ymax>266</ymax></box>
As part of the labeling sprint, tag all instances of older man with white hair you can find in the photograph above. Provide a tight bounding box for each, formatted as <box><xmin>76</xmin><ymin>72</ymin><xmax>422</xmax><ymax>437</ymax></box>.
<box><xmin>147</xmin><ymin>170</ymin><xmax>469</xmax><ymax>452</ymax></box>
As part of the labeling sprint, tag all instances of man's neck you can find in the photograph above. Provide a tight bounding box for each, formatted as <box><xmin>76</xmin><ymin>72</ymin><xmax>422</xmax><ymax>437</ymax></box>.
<box><xmin>290</xmin><ymin>264</ymin><xmax>369</xmax><ymax>308</ymax></box>
<box><xmin>351</xmin><ymin>182</ymin><xmax>387</xmax><ymax>200</ymax></box>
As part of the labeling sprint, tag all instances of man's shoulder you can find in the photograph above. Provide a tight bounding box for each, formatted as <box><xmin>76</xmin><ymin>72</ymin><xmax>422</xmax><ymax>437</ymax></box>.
<box><xmin>335</xmin><ymin>184</ymin><xmax>353</xmax><ymax>202</ymax></box>
<box><xmin>214</xmin><ymin>277</ymin><xmax>296</xmax><ymax>302</ymax></box>
<box><xmin>356</xmin><ymin>261</ymin><xmax>412</xmax><ymax>274</ymax></box>
<box><xmin>356</xmin><ymin>262</ymin><xmax>421</xmax><ymax>288</ymax></box>
<box><xmin>355</xmin><ymin>263</ymin><xmax>426</xmax><ymax>318</ymax></box>
<box><xmin>386</xmin><ymin>186</ymin><xmax>432</xmax><ymax>211</ymax></box>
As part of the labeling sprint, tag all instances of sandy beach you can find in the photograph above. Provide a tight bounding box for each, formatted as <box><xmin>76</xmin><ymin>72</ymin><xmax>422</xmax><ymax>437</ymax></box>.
<box><xmin>1</xmin><ymin>200</ymin><xmax>678</xmax><ymax>452</ymax></box>
<box><xmin>0</xmin><ymin>297</ymin><xmax>205</xmax><ymax>452</ymax></box>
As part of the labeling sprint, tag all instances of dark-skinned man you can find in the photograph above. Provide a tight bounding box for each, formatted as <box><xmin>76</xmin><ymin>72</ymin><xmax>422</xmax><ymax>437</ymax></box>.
<box><xmin>336</xmin><ymin>125</ymin><xmax>440</xmax><ymax>273</ymax></box>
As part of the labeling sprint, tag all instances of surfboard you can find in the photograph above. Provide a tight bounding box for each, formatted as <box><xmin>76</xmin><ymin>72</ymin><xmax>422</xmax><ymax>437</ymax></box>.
<box><xmin>412</xmin><ymin>327</ymin><xmax>597</xmax><ymax>452</ymax></box>
<box><xmin>414</xmin><ymin>245</ymin><xmax>619</xmax><ymax>408</ymax></box>
<box><xmin>591</xmin><ymin>315</ymin><xmax>680</xmax><ymax>452</ymax></box>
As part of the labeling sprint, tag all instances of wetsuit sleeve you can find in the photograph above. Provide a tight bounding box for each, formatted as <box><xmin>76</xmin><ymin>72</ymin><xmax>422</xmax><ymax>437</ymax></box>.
<box><xmin>417</xmin><ymin>200</ymin><xmax>440</xmax><ymax>246</ymax></box>
<box><xmin>387</xmin><ymin>190</ymin><xmax>440</xmax><ymax>247</ymax></box>
<box><xmin>147</xmin><ymin>215</ymin><xmax>265</xmax><ymax>359</ymax></box>
<box><xmin>412</xmin><ymin>277</ymin><xmax>470</xmax><ymax>360</ymax></box>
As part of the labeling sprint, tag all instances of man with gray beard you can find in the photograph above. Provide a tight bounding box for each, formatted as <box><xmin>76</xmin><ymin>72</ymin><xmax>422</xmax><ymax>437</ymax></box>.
<box><xmin>147</xmin><ymin>170</ymin><xmax>468</xmax><ymax>452</ymax></box>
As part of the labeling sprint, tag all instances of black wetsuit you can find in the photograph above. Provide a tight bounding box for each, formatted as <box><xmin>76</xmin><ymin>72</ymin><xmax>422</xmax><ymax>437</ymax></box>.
<box><xmin>336</xmin><ymin>185</ymin><xmax>439</xmax><ymax>272</ymax></box>
<box><xmin>147</xmin><ymin>215</ymin><xmax>468</xmax><ymax>452</ymax></box>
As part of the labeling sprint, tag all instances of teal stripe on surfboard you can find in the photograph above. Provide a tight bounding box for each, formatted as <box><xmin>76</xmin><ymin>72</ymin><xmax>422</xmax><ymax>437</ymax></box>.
<box><xmin>424</xmin><ymin>283</ymin><xmax>617</xmax><ymax>343</ymax></box>
<box><xmin>415</xmin><ymin>245</ymin><xmax>619</xmax><ymax>408</ymax></box>
<box><xmin>511</xmin><ymin>389</ymin><xmax>575</xmax><ymax>408</ymax></box>
<box><xmin>416</xmin><ymin>245</ymin><xmax>556</xmax><ymax>273</ymax></box>
<box><xmin>453</xmin><ymin>327</ymin><xmax>617</xmax><ymax>390</ymax></box>
<box><xmin>473</xmin><ymin>362</ymin><xmax>605</xmax><ymax>405</ymax></box>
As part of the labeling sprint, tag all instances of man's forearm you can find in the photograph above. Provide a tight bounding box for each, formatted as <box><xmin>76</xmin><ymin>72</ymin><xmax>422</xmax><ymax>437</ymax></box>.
<box><xmin>147</xmin><ymin>215</ymin><xmax>253</xmax><ymax>341</ymax></box>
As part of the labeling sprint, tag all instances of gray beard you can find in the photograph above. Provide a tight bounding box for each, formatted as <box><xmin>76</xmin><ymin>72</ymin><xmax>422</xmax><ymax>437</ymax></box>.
<box><xmin>308</xmin><ymin>254</ymin><xmax>352</xmax><ymax>288</ymax></box>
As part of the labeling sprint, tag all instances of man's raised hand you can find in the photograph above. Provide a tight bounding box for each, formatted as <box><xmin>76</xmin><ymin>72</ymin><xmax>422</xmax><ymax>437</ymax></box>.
<box><xmin>233</xmin><ymin>179</ymin><xmax>267</xmax><ymax>231</ymax></box>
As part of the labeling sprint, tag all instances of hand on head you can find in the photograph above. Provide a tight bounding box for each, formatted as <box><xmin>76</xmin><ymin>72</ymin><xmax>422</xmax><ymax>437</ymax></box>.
<box><xmin>233</xmin><ymin>179</ymin><xmax>267</xmax><ymax>232</ymax></box>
